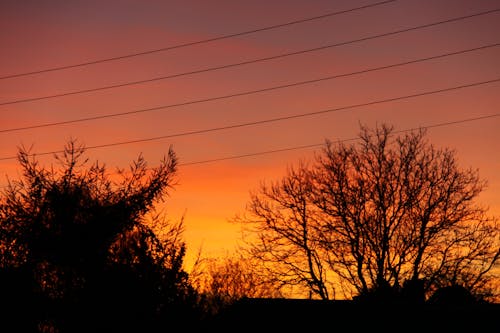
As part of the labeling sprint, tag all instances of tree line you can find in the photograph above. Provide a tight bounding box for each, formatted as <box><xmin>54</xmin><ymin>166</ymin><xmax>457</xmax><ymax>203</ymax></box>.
<box><xmin>0</xmin><ymin>124</ymin><xmax>498</xmax><ymax>332</ymax></box>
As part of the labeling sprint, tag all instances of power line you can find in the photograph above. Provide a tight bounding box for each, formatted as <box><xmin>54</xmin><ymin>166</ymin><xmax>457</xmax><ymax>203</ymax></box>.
<box><xmin>0</xmin><ymin>77</ymin><xmax>498</xmax><ymax>162</ymax></box>
<box><xmin>1</xmin><ymin>43</ymin><xmax>498</xmax><ymax>135</ymax></box>
<box><xmin>0</xmin><ymin>113</ymin><xmax>497</xmax><ymax>192</ymax></box>
<box><xmin>0</xmin><ymin>0</ymin><xmax>398</xmax><ymax>80</ymax></box>
<box><xmin>179</xmin><ymin>113</ymin><xmax>500</xmax><ymax>166</ymax></box>
<box><xmin>1</xmin><ymin>8</ymin><xmax>499</xmax><ymax>107</ymax></box>
<box><xmin>0</xmin><ymin>111</ymin><xmax>496</xmax><ymax>192</ymax></box>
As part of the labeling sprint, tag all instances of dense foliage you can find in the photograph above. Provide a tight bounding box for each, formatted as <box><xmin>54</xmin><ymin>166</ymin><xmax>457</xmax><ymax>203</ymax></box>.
<box><xmin>0</xmin><ymin>141</ymin><xmax>201</xmax><ymax>332</ymax></box>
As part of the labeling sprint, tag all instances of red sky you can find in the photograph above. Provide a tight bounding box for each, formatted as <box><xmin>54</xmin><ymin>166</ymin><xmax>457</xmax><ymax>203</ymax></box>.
<box><xmin>1</xmin><ymin>0</ymin><xmax>499</xmax><ymax>267</ymax></box>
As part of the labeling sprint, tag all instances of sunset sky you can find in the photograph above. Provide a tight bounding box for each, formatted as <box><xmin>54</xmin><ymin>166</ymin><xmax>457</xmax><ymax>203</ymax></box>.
<box><xmin>1</xmin><ymin>0</ymin><xmax>499</xmax><ymax>268</ymax></box>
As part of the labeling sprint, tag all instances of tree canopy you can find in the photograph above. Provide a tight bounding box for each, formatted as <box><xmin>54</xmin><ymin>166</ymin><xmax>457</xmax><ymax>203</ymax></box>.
<box><xmin>0</xmin><ymin>141</ymin><xmax>201</xmax><ymax>332</ymax></box>
<box><xmin>234</xmin><ymin>124</ymin><xmax>500</xmax><ymax>302</ymax></box>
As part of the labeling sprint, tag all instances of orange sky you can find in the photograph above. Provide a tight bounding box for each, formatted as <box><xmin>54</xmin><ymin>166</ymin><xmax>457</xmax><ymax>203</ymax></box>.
<box><xmin>1</xmin><ymin>0</ymin><xmax>499</xmax><ymax>268</ymax></box>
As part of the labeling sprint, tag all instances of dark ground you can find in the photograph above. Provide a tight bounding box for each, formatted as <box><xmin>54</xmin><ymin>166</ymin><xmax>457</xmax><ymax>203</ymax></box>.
<box><xmin>205</xmin><ymin>298</ymin><xmax>499</xmax><ymax>332</ymax></box>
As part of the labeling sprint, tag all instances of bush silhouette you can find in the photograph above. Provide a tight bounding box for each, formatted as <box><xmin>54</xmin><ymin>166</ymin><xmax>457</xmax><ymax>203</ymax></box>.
<box><xmin>0</xmin><ymin>141</ymin><xmax>201</xmax><ymax>332</ymax></box>
<box><xmin>428</xmin><ymin>285</ymin><xmax>478</xmax><ymax>306</ymax></box>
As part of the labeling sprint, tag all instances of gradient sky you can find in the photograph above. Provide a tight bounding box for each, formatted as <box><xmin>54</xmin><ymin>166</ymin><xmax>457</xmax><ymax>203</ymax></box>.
<box><xmin>1</xmin><ymin>0</ymin><xmax>499</xmax><ymax>268</ymax></box>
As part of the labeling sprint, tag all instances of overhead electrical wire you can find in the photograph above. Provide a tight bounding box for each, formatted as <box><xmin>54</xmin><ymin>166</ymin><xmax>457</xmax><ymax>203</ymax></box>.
<box><xmin>1</xmin><ymin>112</ymin><xmax>494</xmax><ymax>190</ymax></box>
<box><xmin>0</xmin><ymin>112</ymin><xmax>496</xmax><ymax>183</ymax></box>
<box><xmin>0</xmin><ymin>42</ymin><xmax>498</xmax><ymax>135</ymax></box>
<box><xmin>0</xmin><ymin>8</ymin><xmax>499</xmax><ymax>107</ymax></box>
<box><xmin>0</xmin><ymin>5</ymin><xmax>497</xmax><ymax>169</ymax></box>
<box><xmin>0</xmin><ymin>0</ymin><xmax>399</xmax><ymax>80</ymax></box>
<box><xmin>0</xmin><ymin>77</ymin><xmax>498</xmax><ymax>162</ymax></box>
<box><xmin>0</xmin><ymin>4</ymin><xmax>497</xmax><ymax>200</ymax></box>
<box><xmin>0</xmin><ymin>109</ymin><xmax>496</xmax><ymax>193</ymax></box>
<box><xmin>179</xmin><ymin>114</ymin><xmax>500</xmax><ymax>166</ymax></box>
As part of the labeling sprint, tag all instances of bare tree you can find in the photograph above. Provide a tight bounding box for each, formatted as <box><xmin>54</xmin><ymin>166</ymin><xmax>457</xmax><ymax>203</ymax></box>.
<box><xmin>234</xmin><ymin>124</ymin><xmax>499</xmax><ymax>302</ymax></box>
<box><xmin>313</xmin><ymin>124</ymin><xmax>499</xmax><ymax>300</ymax></box>
<box><xmin>190</xmin><ymin>254</ymin><xmax>283</xmax><ymax>311</ymax></box>
<box><xmin>233</xmin><ymin>162</ymin><xmax>335</xmax><ymax>300</ymax></box>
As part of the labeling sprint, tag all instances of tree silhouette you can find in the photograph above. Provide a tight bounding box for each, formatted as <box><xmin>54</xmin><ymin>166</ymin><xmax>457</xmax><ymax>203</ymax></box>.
<box><xmin>190</xmin><ymin>254</ymin><xmax>283</xmax><ymax>314</ymax></box>
<box><xmin>233</xmin><ymin>161</ymin><xmax>333</xmax><ymax>299</ymax></box>
<box><xmin>0</xmin><ymin>140</ymin><xmax>201</xmax><ymax>332</ymax></box>
<box><xmin>234</xmin><ymin>124</ymin><xmax>499</xmax><ymax>302</ymax></box>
